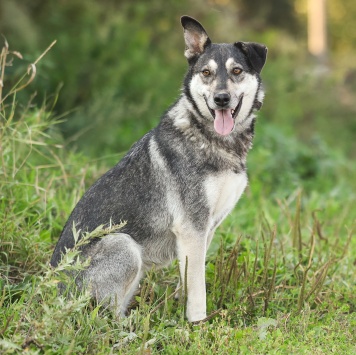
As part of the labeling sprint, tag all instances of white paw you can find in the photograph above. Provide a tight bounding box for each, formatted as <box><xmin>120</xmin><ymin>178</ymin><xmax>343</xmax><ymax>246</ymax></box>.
<box><xmin>187</xmin><ymin>311</ymin><xmax>207</xmax><ymax>323</ymax></box>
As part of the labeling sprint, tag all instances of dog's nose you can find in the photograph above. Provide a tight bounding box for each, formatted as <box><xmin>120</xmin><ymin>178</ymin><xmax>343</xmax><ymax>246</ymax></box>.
<box><xmin>214</xmin><ymin>93</ymin><xmax>231</xmax><ymax>107</ymax></box>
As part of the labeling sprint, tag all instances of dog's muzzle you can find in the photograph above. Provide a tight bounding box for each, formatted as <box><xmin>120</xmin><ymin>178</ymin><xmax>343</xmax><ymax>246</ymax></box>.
<box><xmin>205</xmin><ymin>94</ymin><xmax>244</xmax><ymax>136</ymax></box>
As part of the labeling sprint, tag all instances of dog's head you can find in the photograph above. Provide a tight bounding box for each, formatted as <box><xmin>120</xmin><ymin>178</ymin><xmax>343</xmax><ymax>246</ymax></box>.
<box><xmin>181</xmin><ymin>16</ymin><xmax>267</xmax><ymax>136</ymax></box>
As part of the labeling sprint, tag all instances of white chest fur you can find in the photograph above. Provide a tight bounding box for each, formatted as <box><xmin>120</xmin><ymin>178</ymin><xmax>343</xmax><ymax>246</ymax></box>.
<box><xmin>204</xmin><ymin>171</ymin><xmax>248</xmax><ymax>231</ymax></box>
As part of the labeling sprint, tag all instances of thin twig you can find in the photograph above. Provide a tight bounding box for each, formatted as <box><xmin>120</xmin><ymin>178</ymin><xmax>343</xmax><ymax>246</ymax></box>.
<box><xmin>191</xmin><ymin>308</ymin><xmax>222</xmax><ymax>325</ymax></box>
<box><xmin>0</xmin><ymin>40</ymin><xmax>57</xmax><ymax>105</ymax></box>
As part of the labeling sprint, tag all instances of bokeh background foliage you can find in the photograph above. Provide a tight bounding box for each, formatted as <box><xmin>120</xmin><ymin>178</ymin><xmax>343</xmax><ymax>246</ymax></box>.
<box><xmin>1</xmin><ymin>0</ymin><xmax>355</xmax><ymax>157</ymax></box>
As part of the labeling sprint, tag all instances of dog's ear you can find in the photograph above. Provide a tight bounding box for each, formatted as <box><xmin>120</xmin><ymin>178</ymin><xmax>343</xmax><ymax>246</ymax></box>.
<box><xmin>235</xmin><ymin>42</ymin><xmax>267</xmax><ymax>74</ymax></box>
<box><xmin>181</xmin><ymin>16</ymin><xmax>211</xmax><ymax>61</ymax></box>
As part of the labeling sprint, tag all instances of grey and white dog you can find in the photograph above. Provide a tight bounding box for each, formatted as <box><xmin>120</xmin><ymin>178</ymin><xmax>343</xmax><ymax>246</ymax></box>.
<box><xmin>50</xmin><ymin>16</ymin><xmax>267</xmax><ymax>322</ymax></box>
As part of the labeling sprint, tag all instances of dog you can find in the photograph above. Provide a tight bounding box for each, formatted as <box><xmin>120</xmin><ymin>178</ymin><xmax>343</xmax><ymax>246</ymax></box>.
<box><xmin>50</xmin><ymin>16</ymin><xmax>267</xmax><ymax>322</ymax></box>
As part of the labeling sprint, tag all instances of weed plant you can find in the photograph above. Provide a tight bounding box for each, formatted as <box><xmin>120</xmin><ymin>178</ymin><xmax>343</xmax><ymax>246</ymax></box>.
<box><xmin>0</xmin><ymin>42</ymin><xmax>355</xmax><ymax>354</ymax></box>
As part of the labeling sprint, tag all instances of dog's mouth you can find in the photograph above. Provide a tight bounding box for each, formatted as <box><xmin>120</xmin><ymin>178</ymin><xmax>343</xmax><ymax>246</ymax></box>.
<box><xmin>207</xmin><ymin>94</ymin><xmax>244</xmax><ymax>136</ymax></box>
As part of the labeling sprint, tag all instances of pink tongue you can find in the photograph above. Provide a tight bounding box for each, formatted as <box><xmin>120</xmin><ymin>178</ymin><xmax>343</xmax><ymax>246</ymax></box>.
<box><xmin>214</xmin><ymin>109</ymin><xmax>234</xmax><ymax>136</ymax></box>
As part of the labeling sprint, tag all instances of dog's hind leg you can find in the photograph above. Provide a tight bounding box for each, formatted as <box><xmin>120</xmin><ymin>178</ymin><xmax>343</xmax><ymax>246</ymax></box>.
<box><xmin>83</xmin><ymin>233</ymin><xmax>142</xmax><ymax>317</ymax></box>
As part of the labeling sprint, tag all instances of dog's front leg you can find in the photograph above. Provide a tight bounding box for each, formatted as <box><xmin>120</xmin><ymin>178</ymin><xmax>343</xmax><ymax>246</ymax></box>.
<box><xmin>176</xmin><ymin>235</ymin><xmax>207</xmax><ymax>322</ymax></box>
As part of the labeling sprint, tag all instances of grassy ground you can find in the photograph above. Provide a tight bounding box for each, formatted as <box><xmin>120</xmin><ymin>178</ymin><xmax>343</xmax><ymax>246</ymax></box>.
<box><xmin>1</xmin><ymin>44</ymin><xmax>355</xmax><ymax>354</ymax></box>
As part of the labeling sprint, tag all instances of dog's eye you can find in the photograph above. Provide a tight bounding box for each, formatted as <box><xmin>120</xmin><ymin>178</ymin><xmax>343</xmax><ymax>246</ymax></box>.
<box><xmin>232</xmin><ymin>68</ymin><xmax>242</xmax><ymax>75</ymax></box>
<box><xmin>202</xmin><ymin>69</ymin><xmax>211</xmax><ymax>77</ymax></box>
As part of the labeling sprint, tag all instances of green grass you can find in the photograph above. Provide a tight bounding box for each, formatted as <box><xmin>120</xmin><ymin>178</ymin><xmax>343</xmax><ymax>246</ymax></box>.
<box><xmin>1</xmin><ymin>43</ymin><xmax>356</xmax><ymax>354</ymax></box>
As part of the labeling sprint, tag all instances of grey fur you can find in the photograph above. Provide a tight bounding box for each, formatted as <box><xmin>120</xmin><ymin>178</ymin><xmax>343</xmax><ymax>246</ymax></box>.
<box><xmin>50</xmin><ymin>16</ymin><xmax>267</xmax><ymax>322</ymax></box>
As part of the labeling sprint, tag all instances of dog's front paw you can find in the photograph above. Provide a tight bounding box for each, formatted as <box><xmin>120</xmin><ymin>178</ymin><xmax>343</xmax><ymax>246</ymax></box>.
<box><xmin>187</xmin><ymin>311</ymin><xmax>207</xmax><ymax>323</ymax></box>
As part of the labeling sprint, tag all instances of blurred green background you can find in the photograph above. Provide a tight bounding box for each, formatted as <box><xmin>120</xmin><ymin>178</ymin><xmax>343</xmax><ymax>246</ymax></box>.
<box><xmin>1</xmin><ymin>0</ymin><xmax>355</xmax><ymax>158</ymax></box>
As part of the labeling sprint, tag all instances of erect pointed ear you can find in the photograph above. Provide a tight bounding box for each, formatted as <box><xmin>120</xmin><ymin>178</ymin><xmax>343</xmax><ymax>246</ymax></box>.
<box><xmin>235</xmin><ymin>42</ymin><xmax>267</xmax><ymax>74</ymax></box>
<box><xmin>181</xmin><ymin>16</ymin><xmax>211</xmax><ymax>61</ymax></box>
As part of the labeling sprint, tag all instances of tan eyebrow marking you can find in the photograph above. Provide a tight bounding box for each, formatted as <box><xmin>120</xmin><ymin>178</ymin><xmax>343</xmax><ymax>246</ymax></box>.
<box><xmin>225</xmin><ymin>57</ymin><xmax>242</xmax><ymax>70</ymax></box>
<box><xmin>207</xmin><ymin>59</ymin><xmax>218</xmax><ymax>71</ymax></box>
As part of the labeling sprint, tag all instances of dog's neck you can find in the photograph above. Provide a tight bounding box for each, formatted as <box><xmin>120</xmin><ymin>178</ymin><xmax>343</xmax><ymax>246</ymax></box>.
<box><xmin>161</xmin><ymin>95</ymin><xmax>255</xmax><ymax>170</ymax></box>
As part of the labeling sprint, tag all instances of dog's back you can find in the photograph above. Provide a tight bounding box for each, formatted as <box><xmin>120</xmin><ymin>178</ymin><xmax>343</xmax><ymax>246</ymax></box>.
<box><xmin>51</xmin><ymin>129</ymin><xmax>172</xmax><ymax>268</ymax></box>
